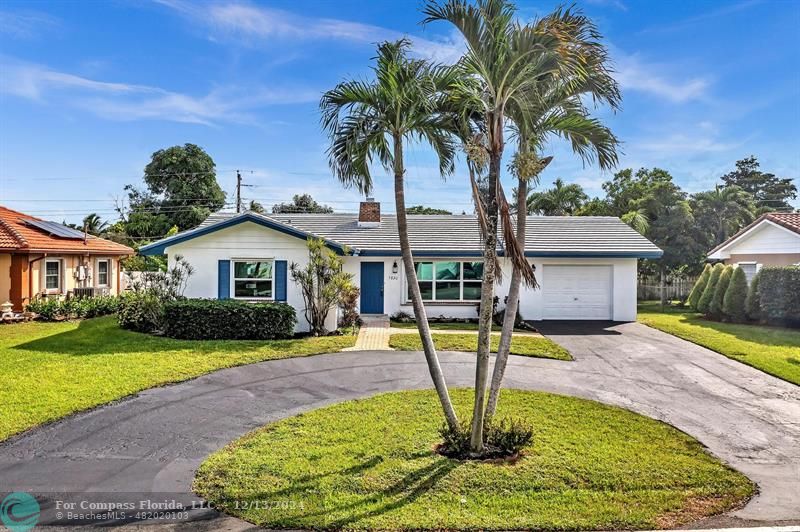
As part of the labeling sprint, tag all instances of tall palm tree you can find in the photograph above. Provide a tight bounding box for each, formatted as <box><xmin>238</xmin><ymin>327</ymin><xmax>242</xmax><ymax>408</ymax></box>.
<box><xmin>320</xmin><ymin>40</ymin><xmax>460</xmax><ymax>430</ymax></box>
<box><xmin>487</xmin><ymin>8</ymin><xmax>620</xmax><ymax>422</ymax></box>
<box><xmin>621</xmin><ymin>208</ymin><xmax>650</xmax><ymax>234</ymax></box>
<box><xmin>527</xmin><ymin>178</ymin><xmax>588</xmax><ymax>215</ymax></box>
<box><xmin>424</xmin><ymin>0</ymin><xmax>582</xmax><ymax>452</ymax></box>
<box><xmin>692</xmin><ymin>185</ymin><xmax>755</xmax><ymax>246</ymax></box>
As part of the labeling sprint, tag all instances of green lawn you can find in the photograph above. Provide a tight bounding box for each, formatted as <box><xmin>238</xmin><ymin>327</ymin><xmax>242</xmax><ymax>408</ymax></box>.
<box><xmin>0</xmin><ymin>317</ymin><xmax>356</xmax><ymax>441</ymax></box>
<box><xmin>195</xmin><ymin>389</ymin><xmax>753</xmax><ymax>530</ymax></box>
<box><xmin>389</xmin><ymin>333</ymin><xmax>571</xmax><ymax>360</ymax></box>
<box><xmin>638</xmin><ymin>302</ymin><xmax>800</xmax><ymax>385</ymax></box>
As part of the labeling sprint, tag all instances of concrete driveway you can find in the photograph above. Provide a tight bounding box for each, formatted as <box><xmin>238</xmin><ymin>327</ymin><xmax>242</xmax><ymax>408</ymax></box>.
<box><xmin>0</xmin><ymin>321</ymin><xmax>798</xmax><ymax>529</ymax></box>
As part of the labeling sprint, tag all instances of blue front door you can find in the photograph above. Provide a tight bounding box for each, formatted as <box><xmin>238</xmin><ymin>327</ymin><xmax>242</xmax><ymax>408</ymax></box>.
<box><xmin>360</xmin><ymin>262</ymin><xmax>384</xmax><ymax>314</ymax></box>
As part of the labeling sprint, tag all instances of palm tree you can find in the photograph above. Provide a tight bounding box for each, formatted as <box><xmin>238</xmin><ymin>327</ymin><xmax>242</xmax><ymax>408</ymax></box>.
<box><xmin>424</xmin><ymin>0</ymin><xmax>590</xmax><ymax>452</ymax></box>
<box><xmin>692</xmin><ymin>185</ymin><xmax>755</xmax><ymax>246</ymax></box>
<box><xmin>527</xmin><ymin>178</ymin><xmax>589</xmax><ymax>215</ymax></box>
<box><xmin>486</xmin><ymin>8</ymin><xmax>620</xmax><ymax>422</ymax></box>
<box><xmin>621</xmin><ymin>208</ymin><xmax>650</xmax><ymax>234</ymax></box>
<box><xmin>82</xmin><ymin>213</ymin><xmax>109</xmax><ymax>235</ymax></box>
<box><xmin>320</xmin><ymin>40</ymin><xmax>460</xmax><ymax>430</ymax></box>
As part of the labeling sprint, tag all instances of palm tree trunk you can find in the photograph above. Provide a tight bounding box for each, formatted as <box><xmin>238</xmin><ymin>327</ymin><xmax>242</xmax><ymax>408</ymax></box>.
<box><xmin>485</xmin><ymin>178</ymin><xmax>527</xmax><ymax>421</ymax></box>
<box><xmin>469</xmin><ymin>115</ymin><xmax>502</xmax><ymax>453</ymax></box>
<box><xmin>393</xmin><ymin>135</ymin><xmax>459</xmax><ymax>431</ymax></box>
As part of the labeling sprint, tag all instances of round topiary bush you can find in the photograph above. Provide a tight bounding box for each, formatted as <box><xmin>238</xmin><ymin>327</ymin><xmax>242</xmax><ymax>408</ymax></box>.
<box><xmin>722</xmin><ymin>266</ymin><xmax>748</xmax><ymax>323</ymax></box>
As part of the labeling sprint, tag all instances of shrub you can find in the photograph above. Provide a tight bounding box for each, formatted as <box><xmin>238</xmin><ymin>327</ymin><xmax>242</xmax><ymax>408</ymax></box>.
<box><xmin>390</xmin><ymin>310</ymin><xmax>414</xmax><ymax>323</ymax></box>
<box><xmin>338</xmin><ymin>286</ymin><xmax>361</xmax><ymax>329</ymax></box>
<box><xmin>722</xmin><ymin>267</ymin><xmax>748</xmax><ymax>323</ymax></box>
<box><xmin>687</xmin><ymin>264</ymin><xmax>711</xmax><ymax>310</ymax></box>
<box><xmin>437</xmin><ymin>418</ymin><xmax>533</xmax><ymax>460</ymax></box>
<box><xmin>745</xmin><ymin>270</ymin><xmax>762</xmax><ymax>322</ymax></box>
<box><xmin>118</xmin><ymin>292</ymin><xmax>165</xmax><ymax>333</ymax></box>
<box><xmin>26</xmin><ymin>295</ymin><xmax>120</xmax><ymax>321</ymax></box>
<box><xmin>757</xmin><ymin>266</ymin><xmax>800</xmax><ymax>328</ymax></box>
<box><xmin>697</xmin><ymin>263</ymin><xmax>724</xmax><ymax>315</ymax></box>
<box><xmin>709</xmin><ymin>266</ymin><xmax>733</xmax><ymax>319</ymax></box>
<box><xmin>162</xmin><ymin>299</ymin><xmax>297</xmax><ymax>340</ymax></box>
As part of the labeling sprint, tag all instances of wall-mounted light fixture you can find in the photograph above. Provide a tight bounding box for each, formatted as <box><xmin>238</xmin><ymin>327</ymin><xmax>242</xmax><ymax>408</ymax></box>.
<box><xmin>392</xmin><ymin>261</ymin><xmax>399</xmax><ymax>274</ymax></box>
<box><xmin>530</xmin><ymin>262</ymin><xmax>537</xmax><ymax>272</ymax></box>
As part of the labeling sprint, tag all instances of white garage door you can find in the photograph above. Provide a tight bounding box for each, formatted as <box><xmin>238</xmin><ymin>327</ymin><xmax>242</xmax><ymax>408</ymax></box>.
<box><xmin>542</xmin><ymin>265</ymin><xmax>613</xmax><ymax>320</ymax></box>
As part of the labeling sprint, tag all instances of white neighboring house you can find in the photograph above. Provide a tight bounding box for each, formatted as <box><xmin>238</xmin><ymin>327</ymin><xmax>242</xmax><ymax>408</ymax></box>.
<box><xmin>707</xmin><ymin>212</ymin><xmax>800</xmax><ymax>282</ymax></box>
<box><xmin>139</xmin><ymin>199</ymin><xmax>662</xmax><ymax>332</ymax></box>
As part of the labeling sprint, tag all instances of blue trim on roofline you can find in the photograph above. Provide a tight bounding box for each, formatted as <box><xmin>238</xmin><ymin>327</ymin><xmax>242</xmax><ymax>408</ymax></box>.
<box><xmin>138</xmin><ymin>213</ymin><xmax>348</xmax><ymax>256</ymax></box>
<box><xmin>356</xmin><ymin>249</ymin><xmax>663</xmax><ymax>259</ymax></box>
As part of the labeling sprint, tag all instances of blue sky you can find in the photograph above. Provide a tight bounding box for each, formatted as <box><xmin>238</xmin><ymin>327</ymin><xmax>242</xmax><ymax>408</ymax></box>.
<box><xmin>1</xmin><ymin>0</ymin><xmax>798</xmax><ymax>224</ymax></box>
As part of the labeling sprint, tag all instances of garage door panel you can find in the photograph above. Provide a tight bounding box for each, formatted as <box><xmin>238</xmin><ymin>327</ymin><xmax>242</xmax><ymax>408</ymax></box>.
<box><xmin>542</xmin><ymin>265</ymin><xmax>612</xmax><ymax>320</ymax></box>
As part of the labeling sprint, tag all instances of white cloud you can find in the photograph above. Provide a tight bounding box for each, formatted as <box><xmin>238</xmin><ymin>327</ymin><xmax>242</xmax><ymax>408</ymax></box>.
<box><xmin>0</xmin><ymin>58</ymin><xmax>319</xmax><ymax>125</ymax></box>
<box><xmin>614</xmin><ymin>53</ymin><xmax>709</xmax><ymax>103</ymax></box>
<box><xmin>0</xmin><ymin>10</ymin><xmax>59</xmax><ymax>39</ymax></box>
<box><xmin>634</xmin><ymin>133</ymin><xmax>739</xmax><ymax>154</ymax></box>
<box><xmin>155</xmin><ymin>0</ymin><xmax>465</xmax><ymax>63</ymax></box>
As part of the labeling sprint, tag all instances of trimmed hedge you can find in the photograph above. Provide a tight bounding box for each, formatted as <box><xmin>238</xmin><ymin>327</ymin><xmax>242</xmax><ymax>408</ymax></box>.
<box><xmin>709</xmin><ymin>265</ymin><xmax>733</xmax><ymax>319</ymax></box>
<box><xmin>26</xmin><ymin>295</ymin><xmax>120</xmax><ymax>321</ymax></box>
<box><xmin>757</xmin><ymin>266</ymin><xmax>800</xmax><ymax>328</ymax></box>
<box><xmin>722</xmin><ymin>266</ymin><xmax>747</xmax><ymax>323</ymax></box>
<box><xmin>687</xmin><ymin>264</ymin><xmax>711</xmax><ymax>310</ymax></box>
<box><xmin>118</xmin><ymin>292</ymin><xmax>164</xmax><ymax>333</ymax></box>
<box><xmin>745</xmin><ymin>270</ymin><xmax>761</xmax><ymax>322</ymax></box>
<box><xmin>697</xmin><ymin>263</ymin><xmax>724</xmax><ymax>315</ymax></box>
<box><xmin>162</xmin><ymin>299</ymin><xmax>297</xmax><ymax>340</ymax></box>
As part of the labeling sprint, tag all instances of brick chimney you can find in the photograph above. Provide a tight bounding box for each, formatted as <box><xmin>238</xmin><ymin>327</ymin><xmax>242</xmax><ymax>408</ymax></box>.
<box><xmin>358</xmin><ymin>197</ymin><xmax>381</xmax><ymax>228</ymax></box>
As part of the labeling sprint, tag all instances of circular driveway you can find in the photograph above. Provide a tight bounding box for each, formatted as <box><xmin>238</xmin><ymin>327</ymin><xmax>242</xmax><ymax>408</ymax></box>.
<box><xmin>0</xmin><ymin>321</ymin><xmax>798</xmax><ymax>528</ymax></box>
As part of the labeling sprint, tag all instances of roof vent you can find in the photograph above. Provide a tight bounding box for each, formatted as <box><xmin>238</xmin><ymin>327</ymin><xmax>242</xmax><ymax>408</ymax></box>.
<box><xmin>358</xmin><ymin>197</ymin><xmax>380</xmax><ymax>228</ymax></box>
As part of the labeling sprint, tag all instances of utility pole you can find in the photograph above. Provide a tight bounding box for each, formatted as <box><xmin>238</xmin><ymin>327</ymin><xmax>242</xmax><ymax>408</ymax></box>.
<box><xmin>236</xmin><ymin>170</ymin><xmax>242</xmax><ymax>213</ymax></box>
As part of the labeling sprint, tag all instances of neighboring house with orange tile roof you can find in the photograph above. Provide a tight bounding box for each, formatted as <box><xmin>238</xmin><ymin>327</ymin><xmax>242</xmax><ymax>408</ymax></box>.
<box><xmin>1</xmin><ymin>205</ymin><xmax>134</xmax><ymax>311</ymax></box>
<box><xmin>707</xmin><ymin>212</ymin><xmax>800</xmax><ymax>282</ymax></box>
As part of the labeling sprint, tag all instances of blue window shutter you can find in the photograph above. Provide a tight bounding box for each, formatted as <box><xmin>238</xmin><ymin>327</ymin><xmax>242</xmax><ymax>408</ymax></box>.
<box><xmin>218</xmin><ymin>260</ymin><xmax>230</xmax><ymax>299</ymax></box>
<box><xmin>275</xmin><ymin>260</ymin><xmax>287</xmax><ymax>301</ymax></box>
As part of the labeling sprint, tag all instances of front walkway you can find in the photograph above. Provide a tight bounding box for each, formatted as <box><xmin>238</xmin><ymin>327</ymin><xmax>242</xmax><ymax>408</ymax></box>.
<box><xmin>1</xmin><ymin>322</ymin><xmax>798</xmax><ymax>527</ymax></box>
<box><xmin>344</xmin><ymin>314</ymin><xmax>392</xmax><ymax>350</ymax></box>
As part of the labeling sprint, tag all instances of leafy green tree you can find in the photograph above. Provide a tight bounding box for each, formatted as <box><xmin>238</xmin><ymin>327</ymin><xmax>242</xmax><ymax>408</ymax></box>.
<box><xmin>137</xmin><ymin>144</ymin><xmax>225</xmax><ymax>231</ymax></box>
<box><xmin>691</xmin><ymin>185</ymin><xmax>755</xmax><ymax>247</ymax></box>
<box><xmin>723</xmin><ymin>267</ymin><xmax>748</xmax><ymax>322</ymax></box>
<box><xmin>406</xmin><ymin>205</ymin><xmax>452</xmax><ymax>215</ymax></box>
<box><xmin>290</xmin><ymin>239</ymin><xmax>355</xmax><ymax>336</ymax></box>
<box><xmin>721</xmin><ymin>156</ymin><xmax>797</xmax><ymax>211</ymax></box>
<box><xmin>687</xmin><ymin>263</ymin><xmax>712</xmax><ymax>310</ymax></box>
<box><xmin>321</xmin><ymin>39</ymin><xmax>460</xmax><ymax>430</ymax></box>
<box><xmin>709</xmin><ymin>265</ymin><xmax>733</xmax><ymax>319</ymax></box>
<box><xmin>526</xmin><ymin>178</ymin><xmax>588</xmax><ymax>215</ymax></box>
<box><xmin>621</xmin><ymin>208</ymin><xmax>649</xmax><ymax>235</ymax></box>
<box><xmin>698</xmin><ymin>263</ymin><xmax>724</xmax><ymax>315</ymax></box>
<box><xmin>745</xmin><ymin>270</ymin><xmax>762</xmax><ymax>322</ymax></box>
<box><xmin>272</xmin><ymin>194</ymin><xmax>333</xmax><ymax>214</ymax></box>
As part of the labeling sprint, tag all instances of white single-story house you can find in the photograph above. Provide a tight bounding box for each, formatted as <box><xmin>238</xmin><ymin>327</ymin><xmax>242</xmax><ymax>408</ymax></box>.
<box><xmin>707</xmin><ymin>212</ymin><xmax>800</xmax><ymax>282</ymax></box>
<box><xmin>140</xmin><ymin>199</ymin><xmax>662</xmax><ymax>332</ymax></box>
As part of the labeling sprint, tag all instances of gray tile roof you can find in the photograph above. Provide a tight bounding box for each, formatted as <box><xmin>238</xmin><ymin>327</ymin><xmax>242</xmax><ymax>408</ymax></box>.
<box><xmin>192</xmin><ymin>211</ymin><xmax>662</xmax><ymax>258</ymax></box>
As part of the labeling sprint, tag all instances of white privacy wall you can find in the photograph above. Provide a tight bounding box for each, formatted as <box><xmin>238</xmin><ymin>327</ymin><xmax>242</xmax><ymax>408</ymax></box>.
<box><xmin>166</xmin><ymin>221</ymin><xmax>338</xmax><ymax>333</ymax></box>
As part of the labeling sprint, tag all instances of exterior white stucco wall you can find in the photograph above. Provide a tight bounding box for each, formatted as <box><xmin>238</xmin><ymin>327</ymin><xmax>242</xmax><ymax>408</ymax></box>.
<box><xmin>710</xmin><ymin>221</ymin><xmax>800</xmax><ymax>259</ymax></box>
<box><xmin>166</xmin><ymin>221</ymin><xmax>641</xmax><ymax>331</ymax></box>
<box><xmin>166</xmin><ymin>221</ymin><xmax>338</xmax><ymax>333</ymax></box>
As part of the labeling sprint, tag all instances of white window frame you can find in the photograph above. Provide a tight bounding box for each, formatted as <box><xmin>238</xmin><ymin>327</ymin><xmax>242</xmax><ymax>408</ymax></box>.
<box><xmin>44</xmin><ymin>258</ymin><xmax>62</xmax><ymax>294</ymax></box>
<box><xmin>231</xmin><ymin>259</ymin><xmax>275</xmax><ymax>300</ymax></box>
<box><xmin>95</xmin><ymin>258</ymin><xmax>110</xmax><ymax>287</ymax></box>
<box><xmin>404</xmin><ymin>260</ymin><xmax>483</xmax><ymax>303</ymax></box>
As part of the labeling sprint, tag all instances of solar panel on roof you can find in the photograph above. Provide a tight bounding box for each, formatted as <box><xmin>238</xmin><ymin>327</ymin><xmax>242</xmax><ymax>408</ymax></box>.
<box><xmin>25</xmin><ymin>219</ymin><xmax>86</xmax><ymax>239</ymax></box>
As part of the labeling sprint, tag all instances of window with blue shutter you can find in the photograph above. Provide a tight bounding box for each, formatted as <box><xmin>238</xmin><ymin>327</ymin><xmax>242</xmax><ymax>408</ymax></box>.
<box><xmin>275</xmin><ymin>260</ymin><xmax>287</xmax><ymax>301</ymax></box>
<box><xmin>218</xmin><ymin>260</ymin><xmax>230</xmax><ymax>299</ymax></box>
